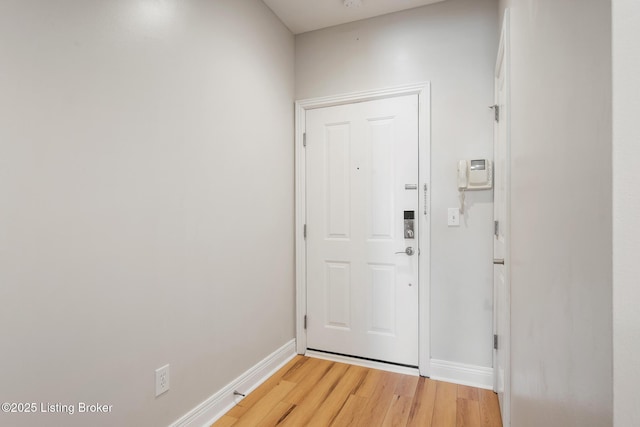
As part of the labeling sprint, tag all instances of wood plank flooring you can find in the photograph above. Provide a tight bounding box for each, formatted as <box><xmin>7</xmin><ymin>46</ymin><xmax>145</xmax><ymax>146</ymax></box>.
<box><xmin>212</xmin><ymin>356</ymin><xmax>502</xmax><ymax>427</ymax></box>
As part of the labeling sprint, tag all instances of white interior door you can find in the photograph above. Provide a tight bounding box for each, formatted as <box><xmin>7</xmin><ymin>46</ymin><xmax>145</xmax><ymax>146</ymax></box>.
<box><xmin>494</xmin><ymin>12</ymin><xmax>511</xmax><ymax>426</ymax></box>
<box><xmin>306</xmin><ymin>94</ymin><xmax>419</xmax><ymax>367</ymax></box>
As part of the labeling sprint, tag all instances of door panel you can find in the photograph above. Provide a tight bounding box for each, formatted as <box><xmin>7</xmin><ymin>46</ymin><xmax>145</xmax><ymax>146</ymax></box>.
<box><xmin>306</xmin><ymin>95</ymin><xmax>419</xmax><ymax>366</ymax></box>
<box><xmin>326</xmin><ymin>261</ymin><xmax>351</xmax><ymax>329</ymax></box>
<box><xmin>325</xmin><ymin>124</ymin><xmax>351</xmax><ymax>239</ymax></box>
<box><xmin>369</xmin><ymin>118</ymin><xmax>395</xmax><ymax>239</ymax></box>
<box><xmin>368</xmin><ymin>263</ymin><xmax>396</xmax><ymax>335</ymax></box>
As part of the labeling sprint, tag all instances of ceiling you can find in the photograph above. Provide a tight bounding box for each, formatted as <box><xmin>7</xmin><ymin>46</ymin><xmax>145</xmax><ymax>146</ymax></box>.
<box><xmin>262</xmin><ymin>0</ymin><xmax>448</xmax><ymax>34</ymax></box>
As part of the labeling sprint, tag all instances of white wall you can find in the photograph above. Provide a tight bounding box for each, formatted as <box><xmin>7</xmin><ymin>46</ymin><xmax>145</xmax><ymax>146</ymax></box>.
<box><xmin>0</xmin><ymin>1</ymin><xmax>294</xmax><ymax>426</ymax></box>
<box><xmin>497</xmin><ymin>1</ymin><xmax>612</xmax><ymax>426</ymax></box>
<box><xmin>613</xmin><ymin>1</ymin><xmax>640</xmax><ymax>426</ymax></box>
<box><xmin>296</xmin><ymin>0</ymin><xmax>499</xmax><ymax>369</ymax></box>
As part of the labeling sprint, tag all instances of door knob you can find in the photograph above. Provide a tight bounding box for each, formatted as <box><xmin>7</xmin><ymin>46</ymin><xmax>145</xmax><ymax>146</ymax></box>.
<box><xmin>396</xmin><ymin>247</ymin><xmax>414</xmax><ymax>256</ymax></box>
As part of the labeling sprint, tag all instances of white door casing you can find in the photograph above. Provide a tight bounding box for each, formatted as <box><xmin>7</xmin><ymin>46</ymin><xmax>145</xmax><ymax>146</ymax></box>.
<box><xmin>493</xmin><ymin>10</ymin><xmax>511</xmax><ymax>427</ymax></box>
<box><xmin>306</xmin><ymin>95</ymin><xmax>419</xmax><ymax>366</ymax></box>
<box><xmin>294</xmin><ymin>83</ymin><xmax>431</xmax><ymax>376</ymax></box>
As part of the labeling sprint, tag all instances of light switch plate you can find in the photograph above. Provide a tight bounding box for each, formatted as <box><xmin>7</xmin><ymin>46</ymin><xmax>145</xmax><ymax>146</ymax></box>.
<box><xmin>448</xmin><ymin>208</ymin><xmax>460</xmax><ymax>226</ymax></box>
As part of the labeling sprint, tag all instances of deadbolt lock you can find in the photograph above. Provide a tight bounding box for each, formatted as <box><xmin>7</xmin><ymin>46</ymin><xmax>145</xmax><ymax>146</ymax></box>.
<box><xmin>404</xmin><ymin>210</ymin><xmax>415</xmax><ymax>239</ymax></box>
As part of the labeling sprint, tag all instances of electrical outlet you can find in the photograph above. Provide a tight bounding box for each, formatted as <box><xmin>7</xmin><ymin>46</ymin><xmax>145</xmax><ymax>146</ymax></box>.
<box><xmin>155</xmin><ymin>364</ymin><xmax>170</xmax><ymax>397</ymax></box>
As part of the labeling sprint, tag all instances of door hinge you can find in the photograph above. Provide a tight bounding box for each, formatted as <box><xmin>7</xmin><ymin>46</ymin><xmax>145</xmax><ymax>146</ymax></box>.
<box><xmin>304</xmin><ymin>315</ymin><xmax>307</xmax><ymax>330</ymax></box>
<box><xmin>303</xmin><ymin>224</ymin><xmax>307</xmax><ymax>239</ymax></box>
<box><xmin>303</xmin><ymin>133</ymin><xmax>307</xmax><ymax>147</ymax></box>
<box><xmin>490</xmin><ymin>104</ymin><xmax>500</xmax><ymax>122</ymax></box>
<box><xmin>494</xmin><ymin>220</ymin><xmax>499</xmax><ymax>237</ymax></box>
<box><xmin>494</xmin><ymin>334</ymin><xmax>498</xmax><ymax>350</ymax></box>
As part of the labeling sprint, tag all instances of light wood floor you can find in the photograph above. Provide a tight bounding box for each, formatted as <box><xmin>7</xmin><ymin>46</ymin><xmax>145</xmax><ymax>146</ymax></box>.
<box><xmin>212</xmin><ymin>356</ymin><xmax>502</xmax><ymax>427</ymax></box>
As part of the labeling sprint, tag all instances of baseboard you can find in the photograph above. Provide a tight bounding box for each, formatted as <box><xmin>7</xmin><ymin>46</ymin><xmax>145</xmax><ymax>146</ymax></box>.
<box><xmin>429</xmin><ymin>359</ymin><xmax>493</xmax><ymax>390</ymax></box>
<box><xmin>306</xmin><ymin>350</ymin><xmax>419</xmax><ymax>377</ymax></box>
<box><xmin>170</xmin><ymin>339</ymin><xmax>296</xmax><ymax>427</ymax></box>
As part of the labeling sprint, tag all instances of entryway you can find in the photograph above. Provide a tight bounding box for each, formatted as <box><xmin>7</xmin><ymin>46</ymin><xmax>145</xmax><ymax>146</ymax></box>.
<box><xmin>294</xmin><ymin>84</ymin><xmax>431</xmax><ymax>375</ymax></box>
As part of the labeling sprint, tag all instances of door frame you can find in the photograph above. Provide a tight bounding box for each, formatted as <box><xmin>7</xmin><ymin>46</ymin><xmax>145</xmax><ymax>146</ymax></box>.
<box><xmin>294</xmin><ymin>83</ymin><xmax>431</xmax><ymax>376</ymax></box>
<box><xmin>493</xmin><ymin>9</ymin><xmax>511</xmax><ymax>426</ymax></box>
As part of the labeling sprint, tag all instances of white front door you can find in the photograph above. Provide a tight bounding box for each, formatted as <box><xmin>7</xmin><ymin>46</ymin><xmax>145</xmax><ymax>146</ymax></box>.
<box><xmin>305</xmin><ymin>94</ymin><xmax>419</xmax><ymax>367</ymax></box>
<box><xmin>493</xmin><ymin>12</ymin><xmax>511</xmax><ymax>426</ymax></box>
